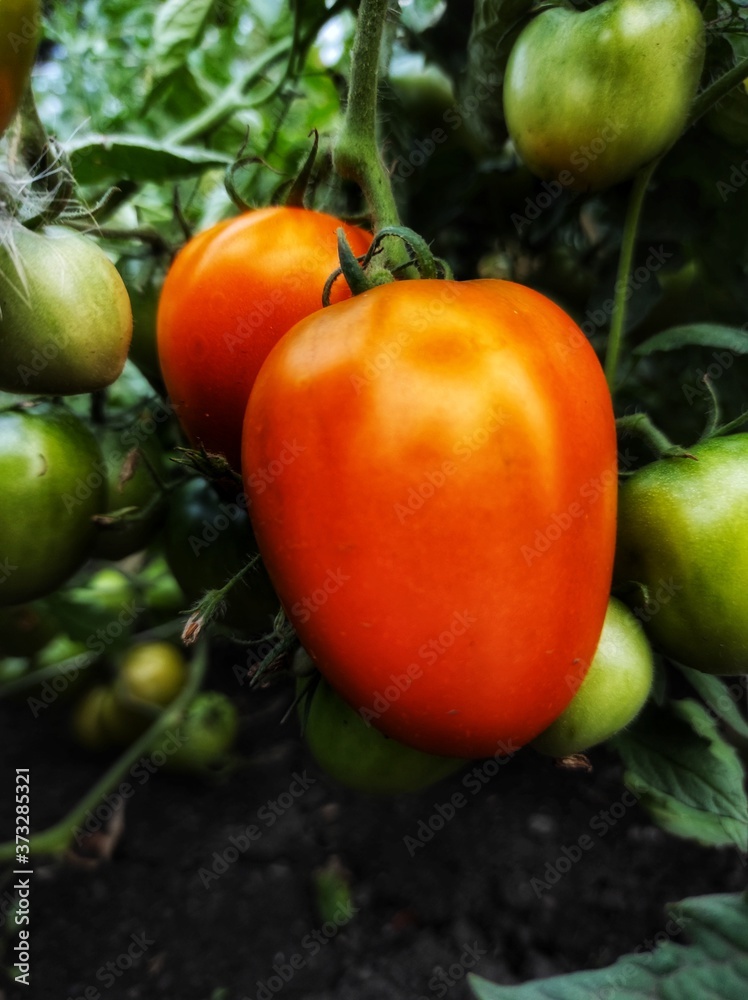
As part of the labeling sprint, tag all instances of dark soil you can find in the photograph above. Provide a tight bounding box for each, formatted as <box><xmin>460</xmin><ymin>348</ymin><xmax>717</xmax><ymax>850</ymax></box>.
<box><xmin>1</xmin><ymin>657</ymin><xmax>745</xmax><ymax>1000</ymax></box>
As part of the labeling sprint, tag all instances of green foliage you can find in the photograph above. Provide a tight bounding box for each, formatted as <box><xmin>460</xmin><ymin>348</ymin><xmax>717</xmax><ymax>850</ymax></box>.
<box><xmin>612</xmin><ymin>700</ymin><xmax>748</xmax><ymax>850</ymax></box>
<box><xmin>469</xmin><ymin>892</ymin><xmax>748</xmax><ymax>999</ymax></box>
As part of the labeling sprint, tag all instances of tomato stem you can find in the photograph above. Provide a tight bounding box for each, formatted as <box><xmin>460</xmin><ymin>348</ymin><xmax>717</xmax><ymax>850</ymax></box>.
<box><xmin>709</xmin><ymin>409</ymin><xmax>748</xmax><ymax>439</ymax></box>
<box><xmin>616</xmin><ymin>413</ymin><xmax>694</xmax><ymax>460</ymax></box>
<box><xmin>689</xmin><ymin>54</ymin><xmax>748</xmax><ymax>126</ymax></box>
<box><xmin>181</xmin><ymin>554</ymin><xmax>265</xmax><ymax>645</ymax></box>
<box><xmin>0</xmin><ymin>642</ymin><xmax>209</xmax><ymax>864</ymax></box>
<box><xmin>604</xmin><ymin>163</ymin><xmax>656</xmax><ymax>393</ymax></box>
<box><xmin>167</xmin><ymin>39</ymin><xmax>292</xmax><ymax>147</ymax></box>
<box><xmin>333</xmin><ymin>0</ymin><xmax>401</xmax><ymax>231</ymax></box>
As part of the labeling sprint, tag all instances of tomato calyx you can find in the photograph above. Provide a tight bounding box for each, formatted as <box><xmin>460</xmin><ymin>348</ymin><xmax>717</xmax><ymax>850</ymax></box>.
<box><xmin>322</xmin><ymin>224</ymin><xmax>452</xmax><ymax>305</ymax></box>
<box><xmin>225</xmin><ymin>129</ymin><xmax>322</xmax><ymax>212</ymax></box>
<box><xmin>616</xmin><ymin>413</ymin><xmax>696</xmax><ymax>462</ymax></box>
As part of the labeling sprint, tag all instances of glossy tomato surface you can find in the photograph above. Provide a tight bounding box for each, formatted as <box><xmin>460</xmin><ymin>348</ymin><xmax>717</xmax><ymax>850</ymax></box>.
<box><xmin>244</xmin><ymin>279</ymin><xmax>617</xmax><ymax>757</ymax></box>
<box><xmin>615</xmin><ymin>434</ymin><xmax>748</xmax><ymax>675</ymax></box>
<box><xmin>531</xmin><ymin>597</ymin><xmax>654</xmax><ymax>757</ymax></box>
<box><xmin>0</xmin><ymin>225</ymin><xmax>132</xmax><ymax>396</ymax></box>
<box><xmin>157</xmin><ymin>207</ymin><xmax>371</xmax><ymax>471</ymax></box>
<box><xmin>0</xmin><ymin>402</ymin><xmax>106</xmax><ymax>606</ymax></box>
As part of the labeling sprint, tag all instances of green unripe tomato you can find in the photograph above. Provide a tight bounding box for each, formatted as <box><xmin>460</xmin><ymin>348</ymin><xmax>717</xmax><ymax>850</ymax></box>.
<box><xmin>98</xmin><ymin>685</ymin><xmax>146</xmax><ymax>745</ymax></box>
<box><xmin>137</xmin><ymin>555</ymin><xmax>188</xmax><ymax>618</ymax></box>
<box><xmin>116</xmin><ymin>255</ymin><xmax>166</xmax><ymax>391</ymax></box>
<box><xmin>165</xmin><ymin>692</ymin><xmax>239</xmax><ymax>771</ymax></box>
<box><xmin>164</xmin><ymin>478</ymin><xmax>278</xmax><ymax>635</ymax></box>
<box><xmin>503</xmin><ymin>0</ymin><xmax>705</xmax><ymax>191</ymax></box>
<box><xmin>0</xmin><ymin>224</ymin><xmax>132</xmax><ymax>396</ymax></box>
<box><xmin>116</xmin><ymin>641</ymin><xmax>187</xmax><ymax>707</ymax></box>
<box><xmin>70</xmin><ymin>684</ymin><xmax>114</xmax><ymax>752</ymax></box>
<box><xmin>615</xmin><ymin>435</ymin><xmax>748</xmax><ymax>675</ymax></box>
<box><xmin>0</xmin><ymin>403</ymin><xmax>106</xmax><ymax>606</ymax></box>
<box><xmin>68</xmin><ymin>567</ymin><xmax>137</xmax><ymax>614</ymax></box>
<box><xmin>299</xmin><ymin>676</ymin><xmax>465</xmax><ymax>794</ymax></box>
<box><xmin>93</xmin><ymin>416</ymin><xmax>167</xmax><ymax>560</ymax></box>
<box><xmin>0</xmin><ymin>0</ymin><xmax>40</xmax><ymax>139</ymax></box>
<box><xmin>532</xmin><ymin>598</ymin><xmax>654</xmax><ymax>757</ymax></box>
<box><xmin>100</xmin><ymin>642</ymin><xmax>188</xmax><ymax>745</ymax></box>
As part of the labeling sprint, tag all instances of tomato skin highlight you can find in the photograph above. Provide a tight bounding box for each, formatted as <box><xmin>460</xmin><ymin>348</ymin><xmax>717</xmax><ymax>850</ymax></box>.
<box><xmin>243</xmin><ymin>279</ymin><xmax>617</xmax><ymax>758</ymax></box>
<box><xmin>157</xmin><ymin>207</ymin><xmax>372</xmax><ymax>471</ymax></box>
<box><xmin>0</xmin><ymin>225</ymin><xmax>133</xmax><ymax>396</ymax></box>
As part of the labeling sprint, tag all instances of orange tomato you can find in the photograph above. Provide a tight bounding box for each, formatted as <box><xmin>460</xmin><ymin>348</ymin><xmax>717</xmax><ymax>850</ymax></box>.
<box><xmin>243</xmin><ymin>279</ymin><xmax>617</xmax><ymax>757</ymax></box>
<box><xmin>157</xmin><ymin>207</ymin><xmax>372</xmax><ymax>471</ymax></box>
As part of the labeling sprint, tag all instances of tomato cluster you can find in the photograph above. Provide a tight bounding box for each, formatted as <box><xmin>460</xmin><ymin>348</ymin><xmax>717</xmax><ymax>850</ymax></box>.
<box><xmin>70</xmin><ymin>642</ymin><xmax>238</xmax><ymax>771</ymax></box>
<box><xmin>4</xmin><ymin>0</ymin><xmax>745</xmax><ymax>799</ymax></box>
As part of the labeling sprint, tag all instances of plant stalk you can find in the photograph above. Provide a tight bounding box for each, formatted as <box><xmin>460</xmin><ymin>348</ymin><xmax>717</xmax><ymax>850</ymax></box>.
<box><xmin>333</xmin><ymin>0</ymin><xmax>400</xmax><ymax>231</ymax></box>
<box><xmin>0</xmin><ymin>642</ymin><xmax>209</xmax><ymax>863</ymax></box>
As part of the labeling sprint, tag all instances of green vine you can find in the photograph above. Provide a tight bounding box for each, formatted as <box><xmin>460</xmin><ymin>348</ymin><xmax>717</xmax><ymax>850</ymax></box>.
<box><xmin>0</xmin><ymin>642</ymin><xmax>209</xmax><ymax>863</ymax></box>
<box><xmin>333</xmin><ymin>0</ymin><xmax>401</xmax><ymax>231</ymax></box>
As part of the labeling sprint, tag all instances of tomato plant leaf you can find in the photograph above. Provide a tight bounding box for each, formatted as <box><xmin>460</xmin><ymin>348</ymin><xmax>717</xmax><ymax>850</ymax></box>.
<box><xmin>399</xmin><ymin>0</ymin><xmax>448</xmax><ymax>33</ymax></box>
<box><xmin>65</xmin><ymin>135</ymin><xmax>231</xmax><ymax>185</ymax></box>
<box><xmin>634</xmin><ymin>324</ymin><xmax>748</xmax><ymax>356</ymax></box>
<box><xmin>676</xmin><ymin>666</ymin><xmax>748</xmax><ymax>741</ymax></box>
<box><xmin>610</xmin><ymin>700</ymin><xmax>748</xmax><ymax>850</ymax></box>
<box><xmin>468</xmin><ymin>891</ymin><xmax>748</xmax><ymax>999</ymax></box>
<box><xmin>150</xmin><ymin>0</ymin><xmax>215</xmax><ymax>85</ymax></box>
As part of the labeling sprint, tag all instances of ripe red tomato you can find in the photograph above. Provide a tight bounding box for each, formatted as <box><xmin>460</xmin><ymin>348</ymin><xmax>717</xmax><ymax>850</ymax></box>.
<box><xmin>243</xmin><ymin>279</ymin><xmax>617</xmax><ymax>758</ymax></box>
<box><xmin>157</xmin><ymin>207</ymin><xmax>372</xmax><ymax>471</ymax></box>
